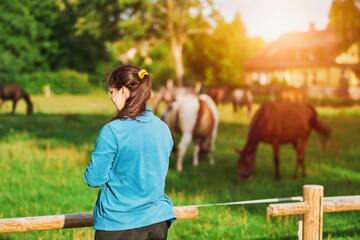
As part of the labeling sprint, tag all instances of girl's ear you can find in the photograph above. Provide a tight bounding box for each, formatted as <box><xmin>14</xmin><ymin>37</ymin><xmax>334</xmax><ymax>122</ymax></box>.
<box><xmin>122</xmin><ymin>86</ymin><xmax>130</xmax><ymax>99</ymax></box>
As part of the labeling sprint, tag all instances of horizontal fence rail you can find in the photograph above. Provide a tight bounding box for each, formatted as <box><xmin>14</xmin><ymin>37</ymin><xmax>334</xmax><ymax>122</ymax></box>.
<box><xmin>0</xmin><ymin>206</ymin><xmax>198</xmax><ymax>234</ymax></box>
<box><xmin>267</xmin><ymin>195</ymin><xmax>360</xmax><ymax>216</ymax></box>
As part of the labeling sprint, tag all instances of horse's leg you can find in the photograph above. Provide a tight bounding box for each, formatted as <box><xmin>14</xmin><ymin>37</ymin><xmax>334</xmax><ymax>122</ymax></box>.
<box><xmin>292</xmin><ymin>139</ymin><xmax>307</xmax><ymax>178</ymax></box>
<box><xmin>176</xmin><ymin>133</ymin><xmax>192</xmax><ymax>172</ymax></box>
<box><xmin>209</xmin><ymin>136</ymin><xmax>215</xmax><ymax>165</ymax></box>
<box><xmin>297</xmin><ymin>139</ymin><xmax>308</xmax><ymax>178</ymax></box>
<box><xmin>292</xmin><ymin>141</ymin><xmax>299</xmax><ymax>179</ymax></box>
<box><xmin>232</xmin><ymin>99</ymin><xmax>237</xmax><ymax>113</ymax></box>
<box><xmin>193</xmin><ymin>139</ymin><xmax>200</xmax><ymax>167</ymax></box>
<box><xmin>11</xmin><ymin>99</ymin><xmax>18</xmax><ymax>114</ymax></box>
<box><xmin>246</xmin><ymin>102</ymin><xmax>252</xmax><ymax>117</ymax></box>
<box><xmin>272</xmin><ymin>141</ymin><xmax>280</xmax><ymax>181</ymax></box>
<box><xmin>208</xmin><ymin>121</ymin><xmax>218</xmax><ymax>166</ymax></box>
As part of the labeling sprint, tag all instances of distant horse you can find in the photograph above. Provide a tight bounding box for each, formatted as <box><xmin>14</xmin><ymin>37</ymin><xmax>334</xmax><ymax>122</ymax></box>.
<box><xmin>235</xmin><ymin>102</ymin><xmax>330</xmax><ymax>182</ymax></box>
<box><xmin>231</xmin><ymin>88</ymin><xmax>253</xmax><ymax>116</ymax></box>
<box><xmin>0</xmin><ymin>83</ymin><xmax>33</xmax><ymax>115</ymax></box>
<box><xmin>161</xmin><ymin>93</ymin><xmax>219</xmax><ymax>172</ymax></box>
<box><xmin>206</xmin><ymin>86</ymin><xmax>228</xmax><ymax>105</ymax></box>
<box><xmin>152</xmin><ymin>79</ymin><xmax>201</xmax><ymax>114</ymax></box>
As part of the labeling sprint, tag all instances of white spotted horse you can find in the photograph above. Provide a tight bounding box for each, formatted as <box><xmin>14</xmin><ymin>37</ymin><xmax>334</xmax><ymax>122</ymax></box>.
<box><xmin>231</xmin><ymin>88</ymin><xmax>253</xmax><ymax>117</ymax></box>
<box><xmin>161</xmin><ymin>93</ymin><xmax>219</xmax><ymax>172</ymax></box>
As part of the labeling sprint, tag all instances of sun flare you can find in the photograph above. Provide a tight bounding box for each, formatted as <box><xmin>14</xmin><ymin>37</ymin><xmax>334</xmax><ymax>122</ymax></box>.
<box><xmin>251</xmin><ymin>8</ymin><xmax>309</xmax><ymax>42</ymax></box>
<box><xmin>215</xmin><ymin>0</ymin><xmax>332</xmax><ymax>42</ymax></box>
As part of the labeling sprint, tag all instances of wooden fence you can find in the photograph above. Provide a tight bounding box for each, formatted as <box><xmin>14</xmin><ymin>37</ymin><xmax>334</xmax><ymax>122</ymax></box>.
<box><xmin>0</xmin><ymin>184</ymin><xmax>359</xmax><ymax>239</ymax></box>
<box><xmin>267</xmin><ymin>185</ymin><xmax>360</xmax><ymax>240</ymax></box>
<box><xmin>0</xmin><ymin>207</ymin><xmax>197</xmax><ymax>234</ymax></box>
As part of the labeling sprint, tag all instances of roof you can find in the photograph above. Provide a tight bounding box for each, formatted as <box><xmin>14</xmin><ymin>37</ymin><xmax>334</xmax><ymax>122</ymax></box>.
<box><xmin>245</xmin><ymin>28</ymin><xmax>351</xmax><ymax>71</ymax></box>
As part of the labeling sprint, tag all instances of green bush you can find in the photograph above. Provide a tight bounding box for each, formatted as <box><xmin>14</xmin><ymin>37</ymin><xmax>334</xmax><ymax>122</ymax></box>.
<box><xmin>55</xmin><ymin>69</ymin><xmax>91</xmax><ymax>94</ymax></box>
<box><xmin>21</xmin><ymin>70</ymin><xmax>93</xmax><ymax>95</ymax></box>
<box><xmin>22</xmin><ymin>71</ymin><xmax>60</xmax><ymax>94</ymax></box>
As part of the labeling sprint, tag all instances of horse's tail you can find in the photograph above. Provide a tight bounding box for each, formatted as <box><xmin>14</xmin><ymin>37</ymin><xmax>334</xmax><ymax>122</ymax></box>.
<box><xmin>308</xmin><ymin>104</ymin><xmax>331</xmax><ymax>138</ymax></box>
<box><xmin>22</xmin><ymin>91</ymin><xmax>33</xmax><ymax>115</ymax></box>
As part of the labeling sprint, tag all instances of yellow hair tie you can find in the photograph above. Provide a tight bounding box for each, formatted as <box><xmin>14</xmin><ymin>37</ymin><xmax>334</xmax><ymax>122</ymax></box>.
<box><xmin>138</xmin><ymin>69</ymin><xmax>148</xmax><ymax>79</ymax></box>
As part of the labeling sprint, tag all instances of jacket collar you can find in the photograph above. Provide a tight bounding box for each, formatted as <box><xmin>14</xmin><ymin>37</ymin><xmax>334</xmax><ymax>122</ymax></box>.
<box><xmin>134</xmin><ymin>106</ymin><xmax>154</xmax><ymax>123</ymax></box>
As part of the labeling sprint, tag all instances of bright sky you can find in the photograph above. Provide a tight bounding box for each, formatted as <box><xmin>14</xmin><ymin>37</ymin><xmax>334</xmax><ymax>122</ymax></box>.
<box><xmin>213</xmin><ymin>0</ymin><xmax>333</xmax><ymax>42</ymax></box>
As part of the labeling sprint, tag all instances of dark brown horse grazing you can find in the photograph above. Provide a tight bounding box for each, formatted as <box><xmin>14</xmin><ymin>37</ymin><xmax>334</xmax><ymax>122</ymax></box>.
<box><xmin>235</xmin><ymin>102</ymin><xmax>330</xmax><ymax>182</ymax></box>
<box><xmin>0</xmin><ymin>83</ymin><xmax>33</xmax><ymax>115</ymax></box>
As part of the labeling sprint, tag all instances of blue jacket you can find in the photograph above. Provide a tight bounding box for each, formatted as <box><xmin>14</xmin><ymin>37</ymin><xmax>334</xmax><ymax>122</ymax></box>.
<box><xmin>84</xmin><ymin>106</ymin><xmax>176</xmax><ymax>230</ymax></box>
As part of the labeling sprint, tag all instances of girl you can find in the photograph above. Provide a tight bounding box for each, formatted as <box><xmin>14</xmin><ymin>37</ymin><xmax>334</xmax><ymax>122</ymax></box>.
<box><xmin>84</xmin><ymin>65</ymin><xmax>176</xmax><ymax>240</ymax></box>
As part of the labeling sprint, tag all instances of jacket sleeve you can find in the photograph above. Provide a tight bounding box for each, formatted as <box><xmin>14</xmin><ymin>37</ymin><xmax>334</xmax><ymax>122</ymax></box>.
<box><xmin>84</xmin><ymin>125</ymin><xmax>117</xmax><ymax>187</ymax></box>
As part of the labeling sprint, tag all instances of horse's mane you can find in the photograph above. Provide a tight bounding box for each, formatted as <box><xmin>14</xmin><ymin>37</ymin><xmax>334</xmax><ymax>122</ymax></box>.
<box><xmin>243</xmin><ymin>102</ymin><xmax>268</xmax><ymax>153</ymax></box>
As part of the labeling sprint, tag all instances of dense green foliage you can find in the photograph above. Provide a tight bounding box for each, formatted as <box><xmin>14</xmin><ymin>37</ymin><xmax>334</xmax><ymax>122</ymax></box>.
<box><xmin>185</xmin><ymin>13</ymin><xmax>264</xmax><ymax>87</ymax></box>
<box><xmin>0</xmin><ymin>0</ymin><xmax>265</xmax><ymax>92</ymax></box>
<box><xmin>0</xmin><ymin>95</ymin><xmax>359</xmax><ymax>239</ymax></box>
<box><xmin>0</xmin><ymin>1</ymin><xmax>57</xmax><ymax>81</ymax></box>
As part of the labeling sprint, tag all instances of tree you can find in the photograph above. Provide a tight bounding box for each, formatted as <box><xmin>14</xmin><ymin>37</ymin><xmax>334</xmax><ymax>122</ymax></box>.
<box><xmin>70</xmin><ymin>0</ymin><xmax>221</xmax><ymax>87</ymax></box>
<box><xmin>151</xmin><ymin>0</ymin><xmax>220</xmax><ymax>86</ymax></box>
<box><xmin>184</xmin><ymin>13</ymin><xmax>264</xmax><ymax>87</ymax></box>
<box><xmin>327</xmin><ymin>0</ymin><xmax>360</xmax><ymax>42</ymax></box>
<box><xmin>115</xmin><ymin>0</ymin><xmax>220</xmax><ymax>86</ymax></box>
<box><xmin>51</xmin><ymin>0</ymin><xmax>124</xmax><ymax>74</ymax></box>
<box><xmin>0</xmin><ymin>0</ymin><xmax>59</xmax><ymax>82</ymax></box>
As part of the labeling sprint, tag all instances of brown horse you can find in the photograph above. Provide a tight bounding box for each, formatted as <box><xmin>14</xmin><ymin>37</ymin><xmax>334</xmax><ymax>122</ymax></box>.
<box><xmin>207</xmin><ymin>86</ymin><xmax>228</xmax><ymax>105</ymax></box>
<box><xmin>235</xmin><ymin>102</ymin><xmax>330</xmax><ymax>182</ymax></box>
<box><xmin>206</xmin><ymin>87</ymin><xmax>253</xmax><ymax>117</ymax></box>
<box><xmin>0</xmin><ymin>83</ymin><xmax>33</xmax><ymax>115</ymax></box>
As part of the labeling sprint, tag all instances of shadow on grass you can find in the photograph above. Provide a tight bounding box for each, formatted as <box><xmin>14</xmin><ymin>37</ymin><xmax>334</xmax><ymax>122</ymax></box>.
<box><xmin>0</xmin><ymin>237</ymin><xmax>12</xmax><ymax>240</ymax></box>
<box><xmin>253</xmin><ymin>236</ymin><xmax>296</xmax><ymax>240</ymax></box>
<box><xmin>0</xmin><ymin>113</ymin><xmax>111</xmax><ymax>147</ymax></box>
<box><xmin>323</xmin><ymin>227</ymin><xmax>360</xmax><ymax>238</ymax></box>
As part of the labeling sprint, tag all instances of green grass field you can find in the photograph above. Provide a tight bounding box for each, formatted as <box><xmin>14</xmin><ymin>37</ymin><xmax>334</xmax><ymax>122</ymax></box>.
<box><xmin>0</xmin><ymin>94</ymin><xmax>359</xmax><ymax>239</ymax></box>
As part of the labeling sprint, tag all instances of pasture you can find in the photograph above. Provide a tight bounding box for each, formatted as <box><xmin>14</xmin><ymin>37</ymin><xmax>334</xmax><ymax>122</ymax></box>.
<box><xmin>0</xmin><ymin>94</ymin><xmax>359</xmax><ymax>239</ymax></box>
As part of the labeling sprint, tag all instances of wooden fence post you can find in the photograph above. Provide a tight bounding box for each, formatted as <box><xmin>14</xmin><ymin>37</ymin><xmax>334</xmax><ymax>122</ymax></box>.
<box><xmin>302</xmin><ymin>185</ymin><xmax>323</xmax><ymax>240</ymax></box>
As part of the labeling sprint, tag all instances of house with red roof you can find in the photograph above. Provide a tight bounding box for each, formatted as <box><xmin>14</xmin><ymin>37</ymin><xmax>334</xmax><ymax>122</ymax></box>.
<box><xmin>244</xmin><ymin>25</ymin><xmax>360</xmax><ymax>100</ymax></box>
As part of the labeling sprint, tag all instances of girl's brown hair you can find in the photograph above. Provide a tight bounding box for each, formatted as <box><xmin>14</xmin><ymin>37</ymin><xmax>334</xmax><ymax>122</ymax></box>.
<box><xmin>105</xmin><ymin>65</ymin><xmax>152</xmax><ymax>120</ymax></box>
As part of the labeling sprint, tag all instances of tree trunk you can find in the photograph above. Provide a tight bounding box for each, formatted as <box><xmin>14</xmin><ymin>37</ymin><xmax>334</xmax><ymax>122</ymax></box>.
<box><xmin>171</xmin><ymin>36</ymin><xmax>184</xmax><ymax>87</ymax></box>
